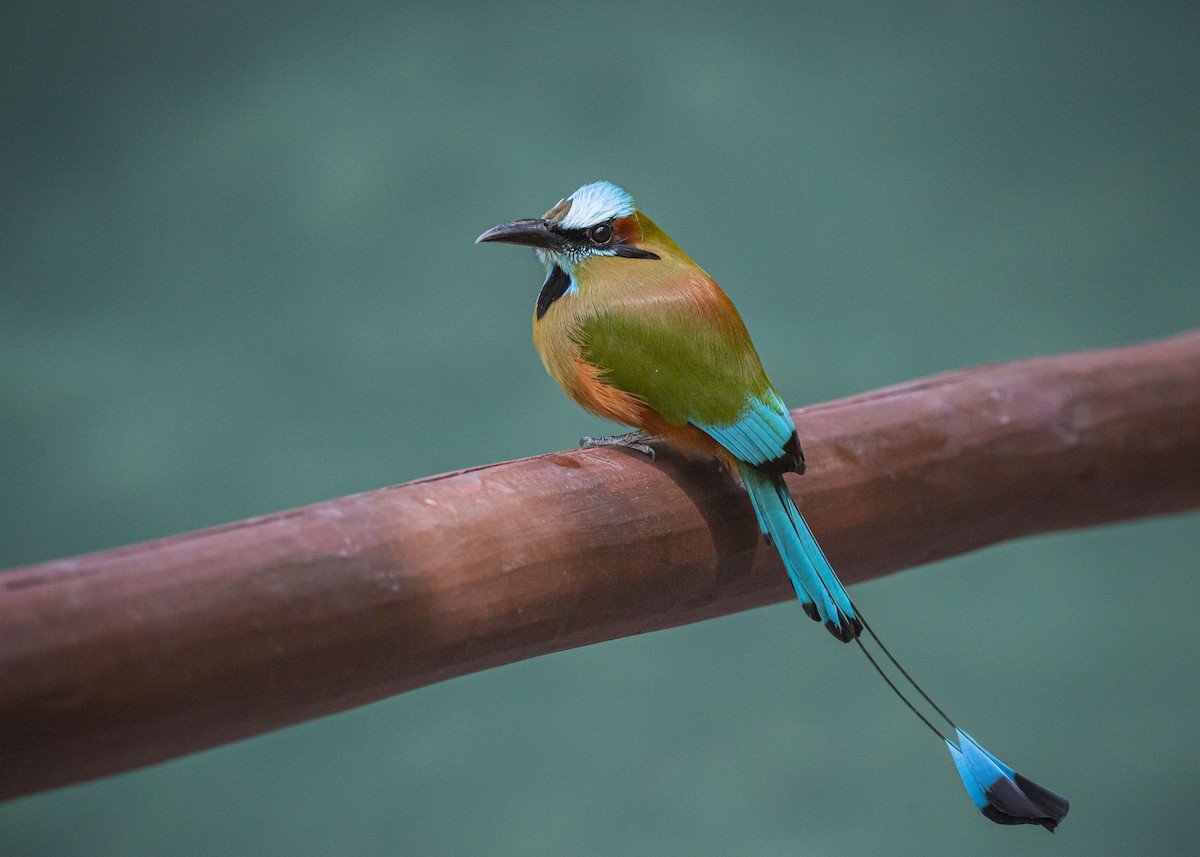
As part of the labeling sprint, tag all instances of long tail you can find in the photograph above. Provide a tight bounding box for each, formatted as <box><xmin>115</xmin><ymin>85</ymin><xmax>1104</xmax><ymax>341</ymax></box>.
<box><xmin>740</xmin><ymin>465</ymin><xmax>861</xmax><ymax>642</ymax></box>
<box><xmin>739</xmin><ymin>463</ymin><xmax>1070</xmax><ymax>831</ymax></box>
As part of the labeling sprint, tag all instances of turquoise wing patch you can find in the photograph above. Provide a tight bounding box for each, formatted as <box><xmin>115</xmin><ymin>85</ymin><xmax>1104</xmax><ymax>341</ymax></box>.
<box><xmin>694</xmin><ymin>389</ymin><xmax>796</xmax><ymax>466</ymax></box>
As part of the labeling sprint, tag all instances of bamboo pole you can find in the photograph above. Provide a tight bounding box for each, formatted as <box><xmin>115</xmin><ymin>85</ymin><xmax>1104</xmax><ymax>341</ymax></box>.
<box><xmin>2</xmin><ymin>332</ymin><xmax>1199</xmax><ymax>801</ymax></box>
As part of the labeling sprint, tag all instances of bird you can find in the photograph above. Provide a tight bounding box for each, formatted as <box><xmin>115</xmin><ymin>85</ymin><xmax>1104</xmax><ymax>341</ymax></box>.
<box><xmin>476</xmin><ymin>180</ymin><xmax>1069</xmax><ymax>831</ymax></box>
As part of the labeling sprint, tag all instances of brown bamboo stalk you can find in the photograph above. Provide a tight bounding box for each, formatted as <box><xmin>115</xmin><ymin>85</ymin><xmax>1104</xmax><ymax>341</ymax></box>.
<box><xmin>2</xmin><ymin>332</ymin><xmax>1199</xmax><ymax>801</ymax></box>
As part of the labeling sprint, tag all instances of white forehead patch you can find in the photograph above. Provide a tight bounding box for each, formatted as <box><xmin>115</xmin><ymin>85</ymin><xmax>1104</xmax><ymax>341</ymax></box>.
<box><xmin>558</xmin><ymin>181</ymin><xmax>636</xmax><ymax>229</ymax></box>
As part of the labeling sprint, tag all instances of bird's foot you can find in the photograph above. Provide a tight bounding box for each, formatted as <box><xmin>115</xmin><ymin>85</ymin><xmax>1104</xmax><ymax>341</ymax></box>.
<box><xmin>579</xmin><ymin>430</ymin><xmax>656</xmax><ymax>460</ymax></box>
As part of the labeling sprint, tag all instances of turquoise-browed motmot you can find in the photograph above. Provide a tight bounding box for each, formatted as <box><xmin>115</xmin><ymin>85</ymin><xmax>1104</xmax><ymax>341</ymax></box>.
<box><xmin>477</xmin><ymin>180</ymin><xmax>1069</xmax><ymax>830</ymax></box>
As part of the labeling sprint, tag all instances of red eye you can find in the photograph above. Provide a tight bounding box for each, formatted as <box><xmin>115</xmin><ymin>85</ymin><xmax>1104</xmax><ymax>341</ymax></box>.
<box><xmin>589</xmin><ymin>223</ymin><xmax>614</xmax><ymax>246</ymax></box>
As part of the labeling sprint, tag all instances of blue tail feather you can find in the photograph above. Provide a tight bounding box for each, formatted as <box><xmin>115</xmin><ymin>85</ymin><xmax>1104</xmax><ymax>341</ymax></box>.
<box><xmin>947</xmin><ymin>729</ymin><xmax>1069</xmax><ymax>831</ymax></box>
<box><xmin>737</xmin><ymin>462</ymin><xmax>1067</xmax><ymax>829</ymax></box>
<box><xmin>782</xmin><ymin>492</ymin><xmax>858</xmax><ymax>629</ymax></box>
<box><xmin>740</xmin><ymin>465</ymin><xmax>860</xmax><ymax>641</ymax></box>
<box><xmin>742</xmin><ymin>469</ymin><xmax>822</xmax><ymax>618</ymax></box>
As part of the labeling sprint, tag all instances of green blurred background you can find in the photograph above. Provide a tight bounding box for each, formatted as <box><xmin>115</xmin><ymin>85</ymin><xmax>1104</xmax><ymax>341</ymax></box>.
<box><xmin>3</xmin><ymin>3</ymin><xmax>1198</xmax><ymax>855</ymax></box>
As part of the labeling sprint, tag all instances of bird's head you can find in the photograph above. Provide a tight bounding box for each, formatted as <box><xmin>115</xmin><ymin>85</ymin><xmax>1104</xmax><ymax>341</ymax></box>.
<box><xmin>476</xmin><ymin>180</ymin><xmax>663</xmax><ymax>270</ymax></box>
<box><xmin>477</xmin><ymin>181</ymin><xmax>703</xmax><ymax>319</ymax></box>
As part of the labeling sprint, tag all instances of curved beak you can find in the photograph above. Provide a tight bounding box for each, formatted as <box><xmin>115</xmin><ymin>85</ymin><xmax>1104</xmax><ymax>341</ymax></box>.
<box><xmin>475</xmin><ymin>218</ymin><xmax>563</xmax><ymax>251</ymax></box>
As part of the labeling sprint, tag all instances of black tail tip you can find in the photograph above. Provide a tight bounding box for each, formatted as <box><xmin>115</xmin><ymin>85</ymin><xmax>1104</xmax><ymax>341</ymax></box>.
<box><xmin>981</xmin><ymin>805</ymin><xmax>1066</xmax><ymax>833</ymax></box>
<box><xmin>1014</xmin><ymin>772</ymin><xmax>1071</xmax><ymax>832</ymax></box>
<box><xmin>950</xmin><ymin>730</ymin><xmax>1069</xmax><ymax>833</ymax></box>
<box><xmin>824</xmin><ymin>615</ymin><xmax>863</xmax><ymax>643</ymax></box>
<box><xmin>979</xmin><ymin>782</ymin><xmax>1068</xmax><ymax>831</ymax></box>
<box><xmin>981</xmin><ymin>772</ymin><xmax>1069</xmax><ymax>832</ymax></box>
<box><xmin>802</xmin><ymin>602</ymin><xmax>820</xmax><ymax>622</ymax></box>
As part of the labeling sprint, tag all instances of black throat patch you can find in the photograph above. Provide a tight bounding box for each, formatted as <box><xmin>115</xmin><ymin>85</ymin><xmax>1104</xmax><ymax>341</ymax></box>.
<box><xmin>536</xmin><ymin>265</ymin><xmax>572</xmax><ymax>320</ymax></box>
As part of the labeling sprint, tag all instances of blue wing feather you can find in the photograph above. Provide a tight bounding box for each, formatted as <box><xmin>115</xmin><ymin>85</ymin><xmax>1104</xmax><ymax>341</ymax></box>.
<box><xmin>696</xmin><ymin>390</ymin><xmax>794</xmax><ymax>467</ymax></box>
